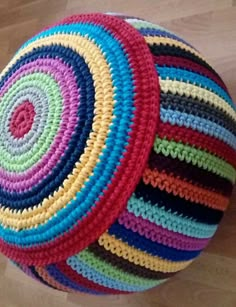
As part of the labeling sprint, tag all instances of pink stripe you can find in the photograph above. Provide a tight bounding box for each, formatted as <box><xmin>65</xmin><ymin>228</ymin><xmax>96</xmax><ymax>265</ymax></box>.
<box><xmin>0</xmin><ymin>58</ymin><xmax>80</xmax><ymax>191</ymax></box>
<box><xmin>118</xmin><ymin>209</ymin><xmax>210</xmax><ymax>251</ymax></box>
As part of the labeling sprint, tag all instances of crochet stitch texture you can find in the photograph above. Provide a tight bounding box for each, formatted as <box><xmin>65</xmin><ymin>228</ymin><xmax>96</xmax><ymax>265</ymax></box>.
<box><xmin>0</xmin><ymin>13</ymin><xmax>235</xmax><ymax>294</ymax></box>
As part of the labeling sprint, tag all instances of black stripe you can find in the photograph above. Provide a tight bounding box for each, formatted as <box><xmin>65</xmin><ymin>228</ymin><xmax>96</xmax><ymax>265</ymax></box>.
<box><xmin>160</xmin><ymin>92</ymin><xmax>236</xmax><ymax>136</ymax></box>
<box><xmin>134</xmin><ymin>181</ymin><xmax>224</xmax><ymax>225</ymax></box>
<box><xmin>148</xmin><ymin>150</ymin><xmax>233</xmax><ymax>197</ymax></box>
<box><xmin>88</xmin><ymin>243</ymin><xmax>176</xmax><ymax>280</ymax></box>
<box><xmin>149</xmin><ymin>43</ymin><xmax>219</xmax><ymax>77</ymax></box>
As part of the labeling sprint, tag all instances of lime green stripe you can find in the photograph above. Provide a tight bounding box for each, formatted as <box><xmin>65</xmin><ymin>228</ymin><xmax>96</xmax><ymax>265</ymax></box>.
<box><xmin>154</xmin><ymin>137</ymin><xmax>236</xmax><ymax>183</ymax></box>
<box><xmin>0</xmin><ymin>73</ymin><xmax>62</xmax><ymax>171</ymax></box>
<box><xmin>77</xmin><ymin>249</ymin><xmax>159</xmax><ymax>287</ymax></box>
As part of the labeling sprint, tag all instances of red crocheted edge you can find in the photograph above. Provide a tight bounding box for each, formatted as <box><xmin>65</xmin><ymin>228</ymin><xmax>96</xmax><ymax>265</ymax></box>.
<box><xmin>0</xmin><ymin>13</ymin><xmax>160</xmax><ymax>265</ymax></box>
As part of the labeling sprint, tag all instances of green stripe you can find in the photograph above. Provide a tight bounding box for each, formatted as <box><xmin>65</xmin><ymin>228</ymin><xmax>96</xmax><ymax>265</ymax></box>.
<box><xmin>154</xmin><ymin>137</ymin><xmax>236</xmax><ymax>183</ymax></box>
<box><xmin>76</xmin><ymin>249</ymin><xmax>161</xmax><ymax>287</ymax></box>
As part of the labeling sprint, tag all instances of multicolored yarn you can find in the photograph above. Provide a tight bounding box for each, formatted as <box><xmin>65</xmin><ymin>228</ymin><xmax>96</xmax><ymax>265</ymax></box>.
<box><xmin>0</xmin><ymin>13</ymin><xmax>235</xmax><ymax>295</ymax></box>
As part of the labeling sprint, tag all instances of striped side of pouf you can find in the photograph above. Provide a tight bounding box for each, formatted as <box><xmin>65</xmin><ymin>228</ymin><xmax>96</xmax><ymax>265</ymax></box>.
<box><xmin>1</xmin><ymin>13</ymin><xmax>235</xmax><ymax>294</ymax></box>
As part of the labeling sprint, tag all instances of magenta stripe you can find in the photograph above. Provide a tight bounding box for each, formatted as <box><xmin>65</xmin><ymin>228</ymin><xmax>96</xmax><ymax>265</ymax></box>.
<box><xmin>118</xmin><ymin>209</ymin><xmax>210</xmax><ymax>251</ymax></box>
<box><xmin>0</xmin><ymin>58</ymin><xmax>80</xmax><ymax>191</ymax></box>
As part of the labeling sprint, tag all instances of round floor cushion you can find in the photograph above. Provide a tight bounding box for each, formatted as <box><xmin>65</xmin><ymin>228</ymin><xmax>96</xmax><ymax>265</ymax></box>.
<box><xmin>0</xmin><ymin>13</ymin><xmax>235</xmax><ymax>294</ymax></box>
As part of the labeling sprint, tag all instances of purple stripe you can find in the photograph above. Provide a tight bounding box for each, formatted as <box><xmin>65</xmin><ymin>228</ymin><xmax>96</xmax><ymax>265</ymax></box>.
<box><xmin>19</xmin><ymin>264</ymin><xmax>38</xmax><ymax>280</ymax></box>
<box><xmin>0</xmin><ymin>58</ymin><xmax>80</xmax><ymax>191</ymax></box>
<box><xmin>118</xmin><ymin>210</ymin><xmax>210</xmax><ymax>251</ymax></box>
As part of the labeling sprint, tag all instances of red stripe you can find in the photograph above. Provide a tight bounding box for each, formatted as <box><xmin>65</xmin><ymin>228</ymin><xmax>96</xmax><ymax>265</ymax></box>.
<box><xmin>157</xmin><ymin>122</ymin><xmax>236</xmax><ymax>168</ymax></box>
<box><xmin>154</xmin><ymin>55</ymin><xmax>229</xmax><ymax>93</ymax></box>
<box><xmin>56</xmin><ymin>261</ymin><xmax>128</xmax><ymax>294</ymax></box>
<box><xmin>0</xmin><ymin>13</ymin><xmax>160</xmax><ymax>265</ymax></box>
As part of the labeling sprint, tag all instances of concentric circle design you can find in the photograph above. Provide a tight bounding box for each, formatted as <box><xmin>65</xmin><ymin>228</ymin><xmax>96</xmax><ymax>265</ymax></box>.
<box><xmin>0</xmin><ymin>13</ymin><xmax>235</xmax><ymax>295</ymax></box>
<box><xmin>0</xmin><ymin>13</ymin><xmax>159</xmax><ymax>265</ymax></box>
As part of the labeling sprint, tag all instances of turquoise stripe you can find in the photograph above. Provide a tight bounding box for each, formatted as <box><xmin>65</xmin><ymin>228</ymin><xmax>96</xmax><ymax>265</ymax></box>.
<box><xmin>157</xmin><ymin>66</ymin><xmax>233</xmax><ymax>108</ymax></box>
<box><xmin>161</xmin><ymin>107</ymin><xmax>236</xmax><ymax>150</ymax></box>
<box><xmin>128</xmin><ymin>196</ymin><xmax>217</xmax><ymax>239</ymax></box>
<box><xmin>67</xmin><ymin>256</ymin><xmax>159</xmax><ymax>292</ymax></box>
<box><xmin>0</xmin><ymin>23</ymin><xmax>135</xmax><ymax>246</ymax></box>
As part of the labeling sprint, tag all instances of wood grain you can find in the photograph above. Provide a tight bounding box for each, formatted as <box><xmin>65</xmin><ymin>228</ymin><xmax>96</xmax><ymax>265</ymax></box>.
<box><xmin>0</xmin><ymin>1</ymin><xmax>235</xmax><ymax>306</ymax></box>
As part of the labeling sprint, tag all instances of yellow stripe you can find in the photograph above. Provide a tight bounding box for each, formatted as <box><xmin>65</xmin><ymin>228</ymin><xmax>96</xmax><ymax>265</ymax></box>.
<box><xmin>98</xmin><ymin>233</ymin><xmax>192</xmax><ymax>273</ymax></box>
<box><xmin>0</xmin><ymin>34</ymin><xmax>115</xmax><ymax>229</ymax></box>
<box><xmin>144</xmin><ymin>36</ymin><xmax>206</xmax><ymax>62</ymax></box>
<box><xmin>160</xmin><ymin>79</ymin><xmax>236</xmax><ymax>121</ymax></box>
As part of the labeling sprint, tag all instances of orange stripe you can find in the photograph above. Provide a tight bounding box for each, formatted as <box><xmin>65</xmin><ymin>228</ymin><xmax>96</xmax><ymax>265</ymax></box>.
<box><xmin>35</xmin><ymin>267</ymin><xmax>75</xmax><ymax>292</ymax></box>
<box><xmin>143</xmin><ymin>168</ymin><xmax>229</xmax><ymax>211</ymax></box>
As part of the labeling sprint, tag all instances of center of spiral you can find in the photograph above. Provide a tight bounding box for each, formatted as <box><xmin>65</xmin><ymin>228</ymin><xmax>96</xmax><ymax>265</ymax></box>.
<box><xmin>10</xmin><ymin>101</ymin><xmax>35</xmax><ymax>139</ymax></box>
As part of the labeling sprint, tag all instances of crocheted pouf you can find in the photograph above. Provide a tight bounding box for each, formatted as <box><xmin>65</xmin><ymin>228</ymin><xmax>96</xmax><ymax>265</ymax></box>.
<box><xmin>0</xmin><ymin>13</ymin><xmax>235</xmax><ymax>294</ymax></box>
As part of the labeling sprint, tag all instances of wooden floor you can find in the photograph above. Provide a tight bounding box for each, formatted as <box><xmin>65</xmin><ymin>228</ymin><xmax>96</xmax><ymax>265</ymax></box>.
<box><xmin>0</xmin><ymin>1</ymin><xmax>236</xmax><ymax>306</ymax></box>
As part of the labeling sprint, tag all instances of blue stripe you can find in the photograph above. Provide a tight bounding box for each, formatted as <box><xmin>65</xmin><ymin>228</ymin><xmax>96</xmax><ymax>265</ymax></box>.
<box><xmin>67</xmin><ymin>256</ymin><xmax>157</xmax><ymax>292</ymax></box>
<box><xmin>0</xmin><ymin>23</ymin><xmax>135</xmax><ymax>246</ymax></box>
<box><xmin>108</xmin><ymin>222</ymin><xmax>200</xmax><ymax>261</ymax></box>
<box><xmin>139</xmin><ymin>28</ymin><xmax>196</xmax><ymax>50</ymax></box>
<box><xmin>161</xmin><ymin>107</ymin><xmax>236</xmax><ymax>150</ymax></box>
<box><xmin>157</xmin><ymin>66</ymin><xmax>234</xmax><ymax>108</ymax></box>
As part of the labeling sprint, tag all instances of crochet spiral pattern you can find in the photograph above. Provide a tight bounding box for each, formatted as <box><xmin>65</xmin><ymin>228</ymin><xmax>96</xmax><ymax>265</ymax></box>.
<box><xmin>0</xmin><ymin>13</ymin><xmax>235</xmax><ymax>294</ymax></box>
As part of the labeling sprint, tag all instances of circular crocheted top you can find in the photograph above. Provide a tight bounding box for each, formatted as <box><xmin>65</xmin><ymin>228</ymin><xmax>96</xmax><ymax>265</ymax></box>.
<box><xmin>0</xmin><ymin>14</ymin><xmax>160</xmax><ymax>265</ymax></box>
<box><xmin>0</xmin><ymin>13</ymin><xmax>235</xmax><ymax>276</ymax></box>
